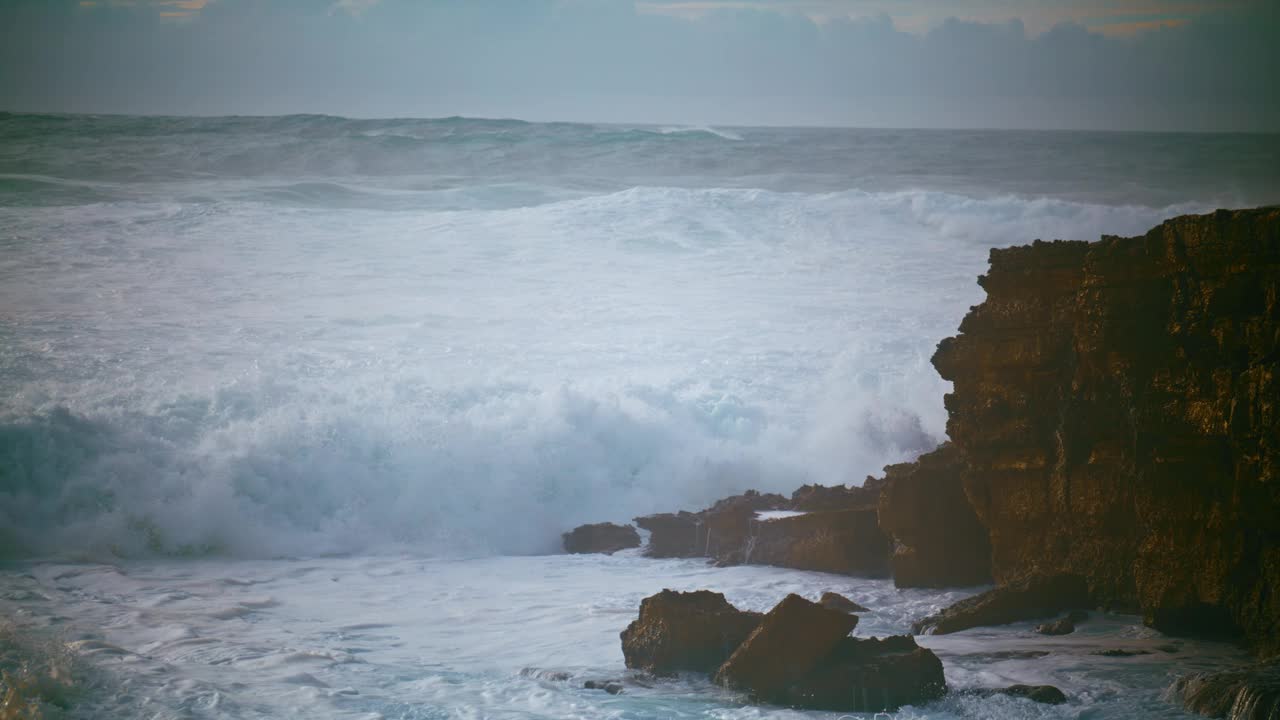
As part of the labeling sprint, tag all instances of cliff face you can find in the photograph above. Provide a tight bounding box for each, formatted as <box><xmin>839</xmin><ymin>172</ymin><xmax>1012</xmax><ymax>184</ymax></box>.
<box><xmin>929</xmin><ymin>207</ymin><xmax>1280</xmax><ymax>654</ymax></box>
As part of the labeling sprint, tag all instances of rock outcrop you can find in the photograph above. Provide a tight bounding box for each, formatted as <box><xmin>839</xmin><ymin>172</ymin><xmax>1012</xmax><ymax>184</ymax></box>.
<box><xmin>619</xmin><ymin>590</ymin><xmax>761</xmax><ymax>675</ymax></box>
<box><xmin>912</xmin><ymin>573</ymin><xmax>1091</xmax><ymax>635</ymax></box>
<box><xmin>623</xmin><ymin>591</ymin><xmax>945</xmax><ymax>712</ymax></box>
<box><xmin>745</xmin><ymin>509</ymin><xmax>890</xmax><ymax>576</ymax></box>
<box><xmin>1171</xmin><ymin>661</ymin><xmax>1280</xmax><ymax>720</ymax></box>
<box><xmin>561</xmin><ymin>522</ymin><xmax>641</xmax><ymax>555</ymax></box>
<box><xmin>876</xmin><ymin>443</ymin><xmax>991</xmax><ymax>587</ymax></box>
<box><xmin>922</xmin><ymin>207</ymin><xmax>1280</xmax><ymax>654</ymax></box>
<box><xmin>634</xmin><ymin>489</ymin><xmax>889</xmax><ymax>576</ymax></box>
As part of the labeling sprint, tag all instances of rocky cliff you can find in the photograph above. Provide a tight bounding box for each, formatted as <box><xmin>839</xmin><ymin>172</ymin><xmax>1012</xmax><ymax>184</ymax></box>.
<box><xmin>921</xmin><ymin>207</ymin><xmax>1280</xmax><ymax>655</ymax></box>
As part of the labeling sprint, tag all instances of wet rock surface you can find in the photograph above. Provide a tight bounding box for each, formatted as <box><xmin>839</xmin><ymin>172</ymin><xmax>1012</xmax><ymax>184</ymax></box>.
<box><xmin>561</xmin><ymin>522</ymin><xmax>640</xmax><ymax>555</ymax></box>
<box><xmin>912</xmin><ymin>573</ymin><xmax>1091</xmax><ymax>635</ymax></box>
<box><xmin>1172</xmin><ymin>661</ymin><xmax>1280</xmax><ymax>720</ymax></box>
<box><xmin>619</xmin><ymin>590</ymin><xmax>761</xmax><ymax>675</ymax></box>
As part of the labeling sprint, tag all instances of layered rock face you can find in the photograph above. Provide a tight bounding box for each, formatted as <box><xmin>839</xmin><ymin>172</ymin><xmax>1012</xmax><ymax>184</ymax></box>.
<box><xmin>929</xmin><ymin>208</ymin><xmax>1280</xmax><ymax>653</ymax></box>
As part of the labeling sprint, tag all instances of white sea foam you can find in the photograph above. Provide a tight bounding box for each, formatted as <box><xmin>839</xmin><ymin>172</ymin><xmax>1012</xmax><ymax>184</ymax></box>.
<box><xmin>0</xmin><ymin>184</ymin><xmax>1208</xmax><ymax>559</ymax></box>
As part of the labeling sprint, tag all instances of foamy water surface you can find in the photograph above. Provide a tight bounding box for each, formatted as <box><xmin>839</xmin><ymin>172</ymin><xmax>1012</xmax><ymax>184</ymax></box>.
<box><xmin>2</xmin><ymin>114</ymin><xmax>1278</xmax><ymax>717</ymax></box>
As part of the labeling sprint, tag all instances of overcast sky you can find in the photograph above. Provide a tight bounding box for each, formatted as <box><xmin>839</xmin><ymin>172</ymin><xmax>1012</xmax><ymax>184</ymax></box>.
<box><xmin>1</xmin><ymin>0</ymin><xmax>1276</xmax><ymax>131</ymax></box>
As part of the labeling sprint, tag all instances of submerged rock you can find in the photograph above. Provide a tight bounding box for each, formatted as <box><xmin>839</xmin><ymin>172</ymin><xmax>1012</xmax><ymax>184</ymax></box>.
<box><xmin>561</xmin><ymin>522</ymin><xmax>640</xmax><ymax>555</ymax></box>
<box><xmin>1094</xmin><ymin>648</ymin><xmax>1152</xmax><ymax>657</ymax></box>
<box><xmin>912</xmin><ymin>573</ymin><xmax>1091</xmax><ymax>635</ymax></box>
<box><xmin>876</xmin><ymin>443</ymin><xmax>992</xmax><ymax>588</ymax></box>
<box><xmin>620</xmin><ymin>590</ymin><xmax>761</xmax><ymax>675</ymax></box>
<box><xmin>583</xmin><ymin>679</ymin><xmax>624</xmax><ymax>695</ymax></box>
<box><xmin>1034</xmin><ymin>616</ymin><xmax>1076</xmax><ymax>635</ymax></box>
<box><xmin>714</xmin><ymin>594</ymin><xmax>858</xmax><ymax>700</ymax></box>
<box><xmin>992</xmin><ymin>684</ymin><xmax>1068</xmax><ymax>705</ymax></box>
<box><xmin>1171</xmin><ymin>661</ymin><xmax>1280</xmax><ymax>720</ymax></box>
<box><xmin>819</xmin><ymin>591</ymin><xmax>870</xmax><ymax>614</ymax></box>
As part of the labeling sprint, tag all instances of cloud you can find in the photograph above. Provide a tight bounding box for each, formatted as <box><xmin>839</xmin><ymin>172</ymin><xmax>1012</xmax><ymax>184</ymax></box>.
<box><xmin>74</xmin><ymin>0</ymin><xmax>212</xmax><ymax>18</ymax></box>
<box><xmin>331</xmin><ymin>0</ymin><xmax>379</xmax><ymax>17</ymax></box>
<box><xmin>3</xmin><ymin>0</ymin><xmax>1277</xmax><ymax>131</ymax></box>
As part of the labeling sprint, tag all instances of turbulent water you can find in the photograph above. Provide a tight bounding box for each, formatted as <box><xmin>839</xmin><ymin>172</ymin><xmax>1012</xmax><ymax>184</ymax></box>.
<box><xmin>1</xmin><ymin>113</ymin><xmax>1278</xmax><ymax>718</ymax></box>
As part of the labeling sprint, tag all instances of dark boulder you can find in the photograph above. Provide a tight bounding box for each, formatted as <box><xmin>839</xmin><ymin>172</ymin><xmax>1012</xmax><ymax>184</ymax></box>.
<box><xmin>819</xmin><ymin>591</ymin><xmax>870</xmax><ymax>614</ymax></box>
<box><xmin>780</xmin><ymin>635</ymin><xmax>946</xmax><ymax>712</ymax></box>
<box><xmin>620</xmin><ymin>590</ymin><xmax>761</xmax><ymax>676</ymax></box>
<box><xmin>1171</xmin><ymin>661</ymin><xmax>1280</xmax><ymax>720</ymax></box>
<box><xmin>714</xmin><ymin>594</ymin><xmax>858</xmax><ymax>701</ymax></box>
<box><xmin>562</xmin><ymin>522</ymin><xmax>640</xmax><ymax>555</ymax></box>
<box><xmin>912</xmin><ymin>574</ymin><xmax>1091</xmax><ymax>635</ymax></box>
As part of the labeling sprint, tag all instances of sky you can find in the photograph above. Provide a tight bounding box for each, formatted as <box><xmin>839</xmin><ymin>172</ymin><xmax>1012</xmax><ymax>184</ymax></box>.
<box><xmin>1</xmin><ymin>0</ymin><xmax>1277</xmax><ymax>131</ymax></box>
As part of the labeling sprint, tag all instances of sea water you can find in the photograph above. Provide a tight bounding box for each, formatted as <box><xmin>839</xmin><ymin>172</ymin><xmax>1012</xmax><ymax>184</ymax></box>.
<box><xmin>2</xmin><ymin>113</ymin><xmax>1278</xmax><ymax>718</ymax></box>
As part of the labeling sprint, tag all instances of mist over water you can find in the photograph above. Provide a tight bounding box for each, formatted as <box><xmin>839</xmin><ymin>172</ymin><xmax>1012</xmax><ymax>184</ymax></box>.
<box><xmin>2</xmin><ymin>114</ymin><xmax>1278</xmax><ymax>560</ymax></box>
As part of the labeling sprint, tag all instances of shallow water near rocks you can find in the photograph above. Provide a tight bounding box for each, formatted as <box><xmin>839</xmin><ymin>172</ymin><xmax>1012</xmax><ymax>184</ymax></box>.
<box><xmin>0</xmin><ymin>553</ymin><xmax>1250</xmax><ymax>718</ymax></box>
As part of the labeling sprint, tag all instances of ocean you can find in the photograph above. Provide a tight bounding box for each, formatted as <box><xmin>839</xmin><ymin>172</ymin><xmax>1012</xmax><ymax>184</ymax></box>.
<box><xmin>1</xmin><ymin>113</ymin><xmax>1278</xmax><ymax>718</ymax></box>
